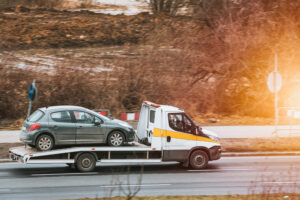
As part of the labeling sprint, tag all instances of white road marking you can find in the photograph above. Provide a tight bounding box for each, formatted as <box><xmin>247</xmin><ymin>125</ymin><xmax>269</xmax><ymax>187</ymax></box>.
<box><xmin>0</xmin><ymin>188</ymin><xmax>11</xmax><ymax>192</ymax></box>
<box><xmin>31</xmin><ymin>172</ymin><xmax>99</xmax><ymax>176</ymax></box>
<box><xmin>188</xmin><ymin>168</ymin><xmax>250</xmax><ymax>172</ymax></box>
<box><xmin>99</xmin><ymin>184</ymin><xmax>171</xmax><ymax>188</ymax></box>
<box><xmin>263</xmin><ymin>182</ymin><xmax>300</xmax><ymax>184</ymax></box>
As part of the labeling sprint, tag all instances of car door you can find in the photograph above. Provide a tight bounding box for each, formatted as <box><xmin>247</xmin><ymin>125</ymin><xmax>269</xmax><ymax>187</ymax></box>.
<box><xmin>73</xmin><ymin>111</ymin><xmax>105</xmax><ymax>144</ymax></box>
<box><xmin>49</xmin><ymin>110</ymin><xmax>76</xmax><ymax>144</ymax></box>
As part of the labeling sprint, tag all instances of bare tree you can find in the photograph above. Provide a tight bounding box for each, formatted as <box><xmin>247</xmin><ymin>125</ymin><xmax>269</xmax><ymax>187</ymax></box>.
<box><xmin>106</xmin><ymin>166</ymin><xmax>144</xmax><ymax>200</ymax></box>
<box><xmin>149</xmin><ymin>0</ymin><xmax>186</xmax><ymax>16</ymax></box>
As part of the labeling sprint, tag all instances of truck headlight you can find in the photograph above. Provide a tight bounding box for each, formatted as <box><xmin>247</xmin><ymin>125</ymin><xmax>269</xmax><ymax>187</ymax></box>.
<box><xmin>208</xmin><ymin>135</ymin><xmax>219</xmax><ymax>142</ymax></box>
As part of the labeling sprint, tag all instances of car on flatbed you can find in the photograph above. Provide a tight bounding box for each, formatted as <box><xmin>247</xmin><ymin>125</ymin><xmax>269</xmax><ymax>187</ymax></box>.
<box><xmin>20</xmin><ymin>105</ymin><xmax>135</xmax><ymax>151</ymax></box>
<box><xmin>11</xmin><ymin>101</ymin><xmax>221</xmax><ymax>172</ymax></box>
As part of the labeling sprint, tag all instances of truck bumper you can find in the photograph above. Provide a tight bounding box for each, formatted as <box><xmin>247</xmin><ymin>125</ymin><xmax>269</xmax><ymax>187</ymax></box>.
<box><xmin>209</xmin><ymin>146</ymin><xmax>221</xmax><ymax>160</ymax></box>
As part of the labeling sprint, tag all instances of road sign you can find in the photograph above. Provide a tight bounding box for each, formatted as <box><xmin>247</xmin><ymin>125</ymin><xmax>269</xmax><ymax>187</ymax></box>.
<box><xmin>28</xmin><ymin>80</ymin><xmax>37</xmax><ymax>101</ymax></box>
<box><xmin>27</xmin><ymin>80</ymin><xmax>37</xmax><ymax>118</ymax></box>
<box><xmin>267</xmin><ymin>71</ymin><xmax>282</xmax><ymax>93</ymax></box>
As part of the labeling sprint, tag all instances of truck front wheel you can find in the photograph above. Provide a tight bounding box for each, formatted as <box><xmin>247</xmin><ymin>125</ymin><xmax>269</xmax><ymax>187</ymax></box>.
<box><xmin>76</xmin><ymin>153</ymin><xmax>96</xmax><ymax>172</ymax></box>
<box><xmin>189</xmin><ymin>150</ymin><xmax>208</xmax><ymax>169</ymax></box>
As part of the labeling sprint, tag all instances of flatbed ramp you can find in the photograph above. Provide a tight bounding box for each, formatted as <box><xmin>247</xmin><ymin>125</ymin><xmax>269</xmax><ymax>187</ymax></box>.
<box><xmin>9</xmin><ymin>143</ymin><xmax>162</xmax><ymax>165</ymax></box>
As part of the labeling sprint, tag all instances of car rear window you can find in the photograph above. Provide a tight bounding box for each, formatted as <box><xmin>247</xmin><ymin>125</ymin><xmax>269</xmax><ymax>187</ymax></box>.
<box><xmin>28</xmin><ymin>110</ymin><xmax>44</xmax><ymax>122</ymax></box>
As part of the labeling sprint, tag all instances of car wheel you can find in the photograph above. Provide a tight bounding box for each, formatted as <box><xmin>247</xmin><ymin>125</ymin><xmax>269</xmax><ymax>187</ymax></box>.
<box><xmin>189</xmin><ymin>150</ymin><xmax>208</xmax><ymax>169</ymax></box>
<box><xmin>108</xmin><ymin>131</ymin><xmax>125</xmax><ymax>147</ymax></box>
<box><xmin>76</xmin><ymin>153</ymin><xmax>96</xmax><ymax>172</ymax></box>
<box><xmin>36</xmin><ymin>134</ymin><xmax>54</xmax><ymax>151</ymax></box>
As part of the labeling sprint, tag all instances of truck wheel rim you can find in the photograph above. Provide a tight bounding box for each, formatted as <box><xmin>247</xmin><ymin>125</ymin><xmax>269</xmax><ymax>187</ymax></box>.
<box><xmin>110</xmin><ymin>133</ymin><xmax>123</xmax><ymax>146</ymax></box>
<box><xmin>194</xmin><ymin>155</ymin><xmax>205</xmax><ymax>167</ymax></box>
<box><xmin>38</xmin><ymin>136</ymin><xmax>51</xmax><ymax>150</ymax></box>
<box><xmin>82</xmin><ymin>158</ymin><xmax>92</xmax><ymax>168</ymax></box>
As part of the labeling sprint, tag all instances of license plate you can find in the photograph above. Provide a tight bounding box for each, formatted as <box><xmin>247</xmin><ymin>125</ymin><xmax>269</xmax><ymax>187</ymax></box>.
<box><xmin>9</xmin><ymin>153</ymin><xmax>19</xmax><ymax>161</ymax></box>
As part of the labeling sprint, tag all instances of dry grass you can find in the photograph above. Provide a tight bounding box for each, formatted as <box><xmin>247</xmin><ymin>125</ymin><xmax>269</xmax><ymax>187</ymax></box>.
<box><xmin>0</xmin><ymin>143</ymin><xmax>22</xmax><ymax>158</ymax></box>
<box><xmin>193</xmin><ymin>114</ymin><xmax>274</xmax><ymax>126</ymax></box>
<box><xmin>221</xmin><ymin>137</ymin><xmax>300</xmax><ymax>152</ymax></box>
<box><xmin>65</xmin><ymin>194</ymin><xmax>300</xmax><ymax>200</ymax></box>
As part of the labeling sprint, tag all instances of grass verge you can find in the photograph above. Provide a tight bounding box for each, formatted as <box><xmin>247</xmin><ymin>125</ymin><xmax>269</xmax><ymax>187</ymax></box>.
<box><xmin>64</xmin><ymin>194</ymin><xmax>299</xmax><ymax>200</ymax></box>
<box><xmin>0</xmin><ymin>143</ymin><xmax>22</xmax><ymax>159</ymax></box>
<box><xmin>221</xmin><ymin>137</ymin><xmax>300</xmax><ymax>152</ymax></box>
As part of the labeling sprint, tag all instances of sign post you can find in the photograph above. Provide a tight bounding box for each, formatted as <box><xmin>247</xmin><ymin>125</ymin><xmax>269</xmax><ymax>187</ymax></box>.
<box><xmin>267</xmin><ymin>54</ymin><xmax>282</xmax><ymax>135</ymax></box>
<box><xmin>27</xmin><ymin>80</ymin><xmax>37</xmax><ymax>118</ymax></box>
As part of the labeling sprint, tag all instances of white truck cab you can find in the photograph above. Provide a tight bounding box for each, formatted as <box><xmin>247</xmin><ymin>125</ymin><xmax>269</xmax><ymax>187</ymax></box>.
<box><xmin>9</xmin><ymin>101</ymin><xmax>221</xmax><ymax>172</ymax></box>
<box><xmin>137</xmin><ymin>101</ymin><xmax>221</xmax><ymax>168</ymax></box>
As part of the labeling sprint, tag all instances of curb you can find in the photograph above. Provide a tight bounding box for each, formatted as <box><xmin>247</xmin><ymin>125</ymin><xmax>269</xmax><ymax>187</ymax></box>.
<box><xmin>0</xmin><ymin>159</ymin><xmax>16</xmax><ymax>163</ymax></box>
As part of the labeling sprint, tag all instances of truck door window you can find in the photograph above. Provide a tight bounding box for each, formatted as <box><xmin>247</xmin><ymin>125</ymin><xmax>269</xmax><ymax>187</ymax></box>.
<box><xmin>150</xmin><ymin>110</ymin><xmax>155</xmax><ymax>123</ymax></box>
<box><xmin>183</xmin><ymin>114</ymin><xmax>196</xmax><ymax>134</ymax></box>
<box><xmin>168</xmin><ymin>113</ymin><xmax>184</xmax><ymax>132</ymax></box>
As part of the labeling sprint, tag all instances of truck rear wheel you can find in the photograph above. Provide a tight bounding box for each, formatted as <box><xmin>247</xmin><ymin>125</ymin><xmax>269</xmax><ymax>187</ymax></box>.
<box><xmin>76</xmin><ymin>153</ymin><xmax>96</xmax><ymax>172</ymax></box>
<box><xmin>189</xmin><ymin>150</ymin><xmax>208</xmax><ymax>169</ymax></box>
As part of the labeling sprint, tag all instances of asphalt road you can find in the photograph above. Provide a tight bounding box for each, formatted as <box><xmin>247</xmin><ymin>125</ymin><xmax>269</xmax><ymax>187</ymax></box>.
<box><xmin>0</xmin><ymin>156</ymin><xmax>300</xmax><ymax>200</ymax></box>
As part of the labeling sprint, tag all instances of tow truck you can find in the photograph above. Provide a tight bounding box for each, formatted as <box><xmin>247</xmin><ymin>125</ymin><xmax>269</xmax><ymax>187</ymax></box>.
<box><xmin>9</xmin><ymin>101</ymin><xmax>221</xmax><ymax>172</ymax></box>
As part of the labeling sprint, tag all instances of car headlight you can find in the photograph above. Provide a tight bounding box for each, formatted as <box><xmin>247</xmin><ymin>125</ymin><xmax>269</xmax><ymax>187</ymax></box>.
<box><xmin>208</xmin><ymin>135</ymin><xmax>219</xmax><ymax>142</ymax></box>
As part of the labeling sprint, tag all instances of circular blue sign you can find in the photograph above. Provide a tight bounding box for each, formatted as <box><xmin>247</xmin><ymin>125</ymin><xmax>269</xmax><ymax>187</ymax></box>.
<box><xmin>28</xmin><ymin>83</ymin><xmax>36</xmax><ymax>101</ymax></box>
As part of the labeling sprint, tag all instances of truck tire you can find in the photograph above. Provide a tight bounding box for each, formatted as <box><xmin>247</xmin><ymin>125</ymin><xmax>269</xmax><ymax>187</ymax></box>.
<box><xmin>189</xmin><ymin>150</ymin><xmax>208</xmax><ymax>169</ymax></box>
<box><xmin>107</xmin><ymin>131</ymin><xmax>125</xmax><ymax>147</ymax></box>
<box><xmin>36</xmin><ymin>134</ymin><xmax>54</xmax><ymax>151</ymax></box>
<box><xmin>76</xmin><ymin>153</ymin><xmax>96</xmax><ymax>172</ymax></box>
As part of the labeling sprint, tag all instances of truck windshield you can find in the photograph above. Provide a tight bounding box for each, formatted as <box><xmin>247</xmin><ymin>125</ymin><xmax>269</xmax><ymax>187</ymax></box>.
<box><xmin>27</xmin><ymin>110</ymin><xmax>44</xmax><ymax>122</ymax></box>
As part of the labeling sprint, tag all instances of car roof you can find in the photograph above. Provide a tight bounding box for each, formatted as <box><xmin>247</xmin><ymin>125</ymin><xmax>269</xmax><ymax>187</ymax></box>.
<box><xmin>39</xmin><ymin>105</ymin><xmax>90</xmax><ymax>112</ymax></box>
<box><xmin>160</xmin><ymin>105</ymin><xmax>184</xmax><ymax>113</ymax></box>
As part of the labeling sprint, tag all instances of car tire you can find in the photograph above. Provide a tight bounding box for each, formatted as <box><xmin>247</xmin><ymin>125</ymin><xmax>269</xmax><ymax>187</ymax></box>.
<box><xmin>189</xmin><ymin>150</ymin><xmax>208</xmax><ymax>169</ymax></box>
<box><xmin>36</xmin><ymin>134</ymin><xmax>54</xmax><ymax>151</ymax></box>
<box><xmin>76</xmin><ymin>153</ymin><xmax>96</xmax><ymax>172</ymax></box>
<box><xmin>107</xmin><ymin>131</ymin><xmax>125</xmax><ymax>147</ymax></box>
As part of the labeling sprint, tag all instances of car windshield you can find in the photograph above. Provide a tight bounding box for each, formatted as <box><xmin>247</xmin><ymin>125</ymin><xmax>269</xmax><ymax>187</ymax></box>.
<box><xmin>89</xmin><ymin>110</ymin><xmax>110</xmax><ymax>121</ymax></box>
<box><xmin>27</xmin><ymin>110</ymin><xmax>44</xmax><ymax>122</ymax></box>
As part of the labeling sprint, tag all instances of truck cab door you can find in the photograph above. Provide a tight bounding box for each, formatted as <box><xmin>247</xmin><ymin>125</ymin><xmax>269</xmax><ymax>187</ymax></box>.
<box><xmin>164</xmin><ymin>113</ymin><xmax>197</xmax><ymax>150</ymax></box>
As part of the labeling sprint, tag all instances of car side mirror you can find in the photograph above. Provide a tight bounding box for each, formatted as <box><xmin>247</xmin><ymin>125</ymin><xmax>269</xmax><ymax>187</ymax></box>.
<box><xmin>94</xmin><ymin>121</ymin><xmax>101</xmax><ymax>126</ymax></box>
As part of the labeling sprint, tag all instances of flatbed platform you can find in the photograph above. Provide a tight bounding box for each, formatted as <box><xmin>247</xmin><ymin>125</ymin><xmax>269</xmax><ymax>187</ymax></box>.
<box><xmin>9</xmin><ymin>142</ymin><xmax>161</xmax><ymax>165</ymax></box>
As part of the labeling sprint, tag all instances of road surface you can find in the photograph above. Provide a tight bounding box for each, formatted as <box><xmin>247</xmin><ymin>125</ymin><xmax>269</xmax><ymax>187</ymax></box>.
<box><xmin>0</xmin><ymin>156</ymin><xmax>300</xmax><ymax>200</ymax></box>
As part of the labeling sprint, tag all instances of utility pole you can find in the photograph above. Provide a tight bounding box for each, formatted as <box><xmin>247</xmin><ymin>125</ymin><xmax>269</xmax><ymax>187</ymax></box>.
<box><xmin>274</xmin><ymin>54</ymin><xmax>279</xmax><ymax>134</ymax></box>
